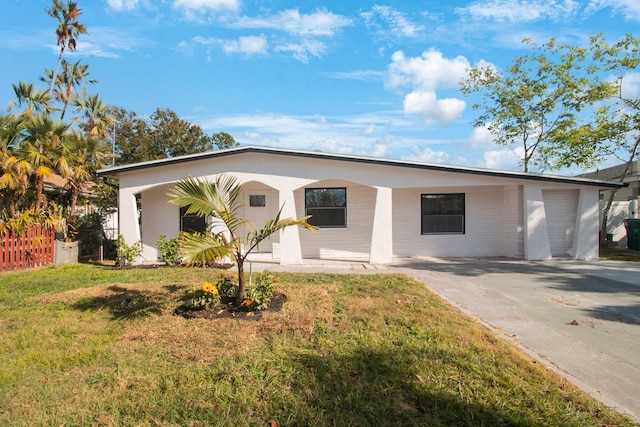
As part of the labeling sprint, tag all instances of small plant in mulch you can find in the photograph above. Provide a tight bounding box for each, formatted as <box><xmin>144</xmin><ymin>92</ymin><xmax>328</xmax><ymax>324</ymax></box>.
<box><xmin>174</xmin><ymin>271</ymin><xmax>285</xmax><ymax>320</ymax></box>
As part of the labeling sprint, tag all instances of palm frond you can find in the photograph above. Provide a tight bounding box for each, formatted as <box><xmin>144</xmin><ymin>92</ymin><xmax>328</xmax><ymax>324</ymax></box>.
<box><xmin>180</xmin><ymin>231</ymin><xmax>235</xmax><ymax>266</ymax></box>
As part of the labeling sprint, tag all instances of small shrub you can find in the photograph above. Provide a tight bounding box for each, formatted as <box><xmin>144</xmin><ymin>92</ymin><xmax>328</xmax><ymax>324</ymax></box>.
<box><xmin>245</xmin><ymin>270</ymin><xmax>278</xmax><ymax>311</ymax></box>
<box><xmin>157</xmin><ymin>235</ymin><xmax>181</xmax><ymax>265</ymax></box>
<box><xmin>216</xmin><ymin>275</ymin><xmax>237</xmax><ymax>301</ymax></box>
<box><xmin>190</xmin><ymin>282</ymin><xmax>221</xmax><ymax>309</ymax></box>
<box><xmin>115</xmin><ymin>234</ymin><xmax>142</xmax><ymax>267</ymax></box>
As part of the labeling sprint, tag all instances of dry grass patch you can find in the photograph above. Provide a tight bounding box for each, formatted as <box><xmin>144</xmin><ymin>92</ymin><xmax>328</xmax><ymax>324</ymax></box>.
<box><xmin>37</xmin><ymin>279</ymin><xmax>339</xmax><ymax>363</ymax></box>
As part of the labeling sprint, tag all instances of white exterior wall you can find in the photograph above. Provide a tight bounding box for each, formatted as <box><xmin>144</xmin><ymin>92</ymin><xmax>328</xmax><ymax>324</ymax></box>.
<box><xmin>503</xmin><ymin>185</ymin><xmax>524</xmax><ymax>259</ymax></box>
<box><xmin>295</xmin><ymin>180</ymin><xmax>376</xmax><ymax>260</ymax></box>
<box><xmin>112</xmin><ymin>150</ymin><xmax>607</xmax><ymax>264</ymax></box>
<box><xmin>392</xmin><ymin>186</ymin><xmax>505</xmax><ymax>258</ymax></box>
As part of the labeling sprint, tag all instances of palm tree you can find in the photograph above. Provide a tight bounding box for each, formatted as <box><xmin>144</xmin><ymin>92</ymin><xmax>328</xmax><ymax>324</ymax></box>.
<box><xmin>20</xmin><ymin>114</ymin><xmax>71</xmax><ymax>210</ymax></box>
<box><xmin>74</xmin><ymin>90</ymin><xmax>113</xmax><ymax>138</ymax></box>
<box><xmin>42</xmin><ymin>60</ymin><xmax>96</xmax><ymax>121</ymax></box>
<box><xmin>46</xmin><ymin>0</ymin><xmax>87</xmax><ymax>98</ymax></box>
<box><xmin>58</xmin><ymin>131</ymin><xmax>110</xmax><ymax>223</ymax></box>
<box><xmin>0</xmin><ymin>114</ymin><xmax>30</xmax><ymax>215</ymax></box>
<box><xmin>10</xmin><ymin>82</ymin><xmax>55</xmax><ymax>118</ymax></box>
<box><xmin>169</xmin><ymin>175</ymin><xmax>317</xmax><ymax>305</ymax></box>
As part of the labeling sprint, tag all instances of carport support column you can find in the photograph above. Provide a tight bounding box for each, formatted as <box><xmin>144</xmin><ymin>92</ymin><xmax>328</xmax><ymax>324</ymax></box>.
<box><xmin>369</xmin><ymin>186</ymin><xmax>393</xmax><ymax>264</ymax></box>
<box><xmin>118</xmin><ymin>187</ymin><xmax>141</xmax><ymax>246</ymax></box>
<box><xmin>573</xmin><ymin>188</ymin><xmax>599</xmax><ymax>260</ymax></box>
<box><xmin>278</xmin><ymin>188</ymin><xmax>303</xmax><ymax>265</ymax></box>
<box><xmin>523</xmin><ymin>185</ymin><xmax>552</xmax><ymax>260</ymax></box>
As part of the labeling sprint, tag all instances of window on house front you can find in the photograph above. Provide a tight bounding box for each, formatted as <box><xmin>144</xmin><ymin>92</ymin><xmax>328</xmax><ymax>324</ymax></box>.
<box><xmin>305</xmin><ymin>187</ymin><xmax>347</xmax><ymax>227</ymax></box>
<box><xmin>249</xmin><ymin>194</ymin><xmax>266</xmax><ymax>207</ymax></box>
<box><xmin>180</xmin><ymin>206</ymin><xmax>207</xmax><ymax>233</ymax></box>
<box><xmin>421</xmin><ymin>193</ymin><xmax>465</xmax><ymax>234</ymax></box>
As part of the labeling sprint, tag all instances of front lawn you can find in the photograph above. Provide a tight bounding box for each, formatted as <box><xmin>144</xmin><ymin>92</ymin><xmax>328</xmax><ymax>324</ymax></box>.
<box><xmin>0</xmin><ymin>264</ymin><xmax>635</xmax><ymax>426</ymax></box>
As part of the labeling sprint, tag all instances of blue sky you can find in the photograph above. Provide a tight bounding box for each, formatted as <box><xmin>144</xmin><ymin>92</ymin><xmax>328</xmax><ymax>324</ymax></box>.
<box><xmin>1</xmin><ymin>0</ymin><xmax>638</xmax><ymax>173</ymax></box>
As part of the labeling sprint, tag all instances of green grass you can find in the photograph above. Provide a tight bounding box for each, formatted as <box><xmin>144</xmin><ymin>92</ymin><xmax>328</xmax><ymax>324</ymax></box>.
<box><xmin>600</xmin><ymin>247</ymin><xmax>640</xmax><ymax>262</ymax></box>
<box><xmin>0</xmin><ymin>263</ymin><xmax>636</xmax><ymax>426</ymax></box>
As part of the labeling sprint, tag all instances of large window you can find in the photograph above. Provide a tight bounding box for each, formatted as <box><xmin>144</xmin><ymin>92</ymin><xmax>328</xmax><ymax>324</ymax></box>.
<box><xmin>305</xmin><ymin>187</ymin><xmax>347</xmax><ymax>228</ymax></box>
<box><xmin>180</xmin><ymin>206</ymin><xmax>207</xmax><ymax>233</ymax></box>
<box><xmin>421</xmin><ymin>193</ymin><xmax>465</xmax><ymax>234</ymax></box>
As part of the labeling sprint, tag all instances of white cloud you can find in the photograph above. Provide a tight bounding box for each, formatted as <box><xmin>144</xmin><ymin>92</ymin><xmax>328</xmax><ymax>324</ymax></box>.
<box><xmin>468</xmin><ymin>124</ymin><xmax>496</xmax><ymax>148</ymax></box>
<box><xmin>403</xmin><ymin>147</ymin><xmax>451</xmax><ymax>164</ymax></box>
<box><xmin>387</xmin><ymin>49</ymin><xmax>472</xmax><ymax>124</ymax></box>
<box><xmin>106</xmin><ymin>0</ymin><xmax>139</xmax><ymax>11</ymax></box>
<box><xmin>621</xmin><ymin>72</ymin><xmax>640</xmax><ymax>99</ymax></box>
<box><xmin>221</xmin><ymin>35</ymin><xmax>268</xmax><ymax>55</ymax></box>
<box><xmin>457</xmin><ymin>0</ymin><xmax>580</xmax><ymax>22</ymax></box>
<box><xmin>403</xmin><ymin>91</ymin><xmax>466</xmax><ymax>124</ymax></box>
<box><xmin>173</xmin><ymin>0</ymin><xmax>240</xmax><ymax>12</ymax></box>
<box><xmin>234</xmin><ymin>9</ymin><xmax>352</xmax><ymax>37</ymax></box>
<box><xmin>361</xmin><ymin>5</ymin><xmax>423</xmax><ymax>38</ymax></box>
<box><xmin>586</xmin><ymin>0</ymin><xmax>640</xmax><ymax>21</ymax></box>
<box><xmin>274</xmin><ymin>39</ymin><xmax>326</xmax><ymax>63</ymax></box>
<box><xmin>482</xmin><ymin>148</ymin><xmax>524</xmax><ymax>170</ymax></box>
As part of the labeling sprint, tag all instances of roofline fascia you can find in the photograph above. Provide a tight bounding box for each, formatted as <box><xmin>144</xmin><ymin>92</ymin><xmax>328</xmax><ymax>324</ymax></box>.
<box><xmin>97</xmin><ymin>145</ymin><xmax>625</xmax><ymax>189</ymax></box>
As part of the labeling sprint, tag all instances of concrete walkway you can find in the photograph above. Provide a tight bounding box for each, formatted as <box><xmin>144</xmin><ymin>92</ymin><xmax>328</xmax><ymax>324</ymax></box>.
<box><xmin>254</xmin><ymin>257</ymin><xmax>640</xmax><ymax>422</ymax></box>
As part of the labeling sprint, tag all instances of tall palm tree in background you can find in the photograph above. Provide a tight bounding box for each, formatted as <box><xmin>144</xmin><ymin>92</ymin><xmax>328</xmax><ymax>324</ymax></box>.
<box><xmin>0</xmin><ymin>114</ymin><xmax>30</xmax><ymax>216</ymax></box>
<box><xmin>74</xmin><ymin>89</ymin><xmax>114</xmax><ymax>139</ymax></box>
<box><xmin>169</xmin><ymin>175</ymin><xmax>317</xmax><ymax>305</ymax></box>
<box><xmin>10</xmin><ymin>82</ymin><xmax>55</xmax><ymax>118</ymax></box>
<box><xmin>42</xmin><ymin>60</ymin><xmax>96</xmax><ymax>121</ymax></box>
<box><xmin>58</xmin><ymin>131</ymin><xmax>110</xmax><ymax>223</ymax></box>
<box><xmin>20</xmin><ymin>115</ymin><xmax>71</xmax><ymax>210</ymax></box>
<box><xmin>46</xmin><ymin>0</ymin><xmax>86</xmax><ymax>98</ymax></box>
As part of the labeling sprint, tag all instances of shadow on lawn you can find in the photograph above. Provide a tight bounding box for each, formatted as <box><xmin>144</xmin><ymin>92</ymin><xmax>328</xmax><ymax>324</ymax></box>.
<box><xmin>289</xmin><ymin>346</ymin><xmax>549</xmax><ymax>426</ymax></box>
<box><xmin>71</xmin><ymin>285</ymin><xmax>167</xmax><ymax>319</ymax></box>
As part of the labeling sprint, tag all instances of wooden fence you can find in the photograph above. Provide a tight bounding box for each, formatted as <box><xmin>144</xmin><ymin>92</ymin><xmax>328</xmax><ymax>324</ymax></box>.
<box><xmin>1</xmin><ymin>225</ymin><xmax>55</xmax><ymax>271</ymax></box>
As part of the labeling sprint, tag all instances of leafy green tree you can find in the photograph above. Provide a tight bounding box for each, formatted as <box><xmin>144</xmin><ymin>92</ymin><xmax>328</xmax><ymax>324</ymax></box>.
<box><xmin>169</xmin><ymin>175</ymin><xmax>317</xmax><ymax>305</ymax></box>
<box><xmin>112</xmin><ymin>107</ymin><xmax>238</xmax><ymax>165</ymax></box>
<box><xmin>211</xmin><ymin>131</ymin><xmax>239</xmax><ymax>150</ymax></box>
<box><xmin>460</xmin><ymin>37</ymin><xmax>616</xmax><ymax>172</ymax></box>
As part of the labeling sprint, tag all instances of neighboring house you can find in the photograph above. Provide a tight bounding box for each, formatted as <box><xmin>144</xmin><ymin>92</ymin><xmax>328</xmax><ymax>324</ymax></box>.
<box><xmin>97</xmin><ymin>146</ymin><xmax>623</xmax><ymax>265</ymax></box>
<box><xmin>580</xmin><ymin>160</ymin><xmax>640</xmax><ymax>246</ymax></box>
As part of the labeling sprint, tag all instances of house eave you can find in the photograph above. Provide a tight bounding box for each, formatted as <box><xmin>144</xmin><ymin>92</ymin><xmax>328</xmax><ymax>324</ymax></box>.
<box><xmin>97</xmin><ymin>145</ymin><xmax>625</xmax><ymax>189</ymax></box>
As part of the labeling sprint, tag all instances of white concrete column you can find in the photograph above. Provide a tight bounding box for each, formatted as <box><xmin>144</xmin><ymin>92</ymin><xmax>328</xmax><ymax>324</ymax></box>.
<box><xmin>369</xmin><ymin>186</ymin><xmax>393</xmax><ymax>264</ymax></box>
<box><xmin>523</xmin><ymin>185</ymin><xmax>552</xmax><ymax>260</ymax></box>
<box><xmin>573</xmin><ymin>188</ymin><xmax>599</xmax><ymax>260</ymax></box>
<box><xmin>278</xmin><ymin>188</ymin><xmax>303</xmax><ymax>265</ymax></box>
<box><xmin>118</xmin><ymin>187</ymin><xmax>141</xmax><ymax>260</ymax></box>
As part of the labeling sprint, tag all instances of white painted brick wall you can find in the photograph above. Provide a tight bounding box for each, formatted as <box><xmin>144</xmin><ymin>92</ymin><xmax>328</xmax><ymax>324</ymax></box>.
<box><xmin>502</xmin><ymin>185</ymin><xmax>524</xmax><ymax>259</ymax></box>
<box><xmin>296</xmin><ymin>181</ymin><xmax>376</xmax><ymax>259</ymax></box>
<box><xmin>392</xmin><ymin>186</ymin><xmax>506</xmax><ymax>258</ymax></box>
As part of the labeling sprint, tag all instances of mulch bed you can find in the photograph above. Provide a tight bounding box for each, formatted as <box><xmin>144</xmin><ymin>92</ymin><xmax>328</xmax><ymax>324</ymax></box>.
<box><xmin>173</xmin><ymin>292</ymin><xmax>288</xmax><ymax>321</ymax></box>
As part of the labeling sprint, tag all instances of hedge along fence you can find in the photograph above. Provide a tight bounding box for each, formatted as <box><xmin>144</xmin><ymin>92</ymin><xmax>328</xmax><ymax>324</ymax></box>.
<box><xmin>1</xmin><ymin>225</ymin><xmax>55</xmax><ymax>271</ymax></box>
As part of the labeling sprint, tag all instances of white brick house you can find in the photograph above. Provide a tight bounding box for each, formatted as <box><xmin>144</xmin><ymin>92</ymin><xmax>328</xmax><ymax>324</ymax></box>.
<box><xmin>97</xmin><ymin>146</ymin><xmax>623</xmax><ymax>265</ymax></box>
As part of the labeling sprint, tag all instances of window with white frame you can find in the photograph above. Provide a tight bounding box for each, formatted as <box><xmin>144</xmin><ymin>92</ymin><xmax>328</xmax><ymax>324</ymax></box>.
<box><xmin>421</xmin><ymin>193</ymin><xmax>465</xmax><ymax>234</ymax></box>
<box><xmin>305</xmin><ymin>187</ymin><xmax>347</xmax><ymax>227</ymax></box>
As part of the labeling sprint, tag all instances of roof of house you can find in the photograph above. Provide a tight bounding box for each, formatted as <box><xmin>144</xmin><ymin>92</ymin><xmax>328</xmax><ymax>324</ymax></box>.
<box><xmin>579</xmin><ymin>160</ymin><xmax>640</xmax><ymax>182</ymax></box>
<box><xmin>97</xmin><ymin>145</ymin><xmax>625</xmax><ymax>189</ymax></box>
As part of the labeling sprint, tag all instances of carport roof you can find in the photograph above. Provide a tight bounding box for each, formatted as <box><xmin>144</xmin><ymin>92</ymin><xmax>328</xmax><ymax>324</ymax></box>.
<box><xmin>97</xmin><ymin>145</ymin><xmax>625</xmax><ymax>189</ymax></box>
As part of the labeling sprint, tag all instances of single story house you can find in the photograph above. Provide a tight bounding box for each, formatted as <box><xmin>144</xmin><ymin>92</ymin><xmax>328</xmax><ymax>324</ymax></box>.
<box><xmin>97</xmin><ymin>146</ymin><xmax>623</xmax><ymax>265</ymax></box>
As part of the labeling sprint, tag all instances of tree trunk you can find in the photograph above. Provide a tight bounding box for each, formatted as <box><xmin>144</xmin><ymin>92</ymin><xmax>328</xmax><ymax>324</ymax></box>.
<box><xmin>600</xmin><ymin>136</ymin><xmax>640</xmax><ymax>247</ymax></box>
<box><xmin>35</xmin><ymin>176</ymin><xmax>45</xmax><ymax>211</ymax></box>
<box><xmin>235</xmin><ymin>254</ymin><xmax>247</xmax><ymax>305</ymax></box>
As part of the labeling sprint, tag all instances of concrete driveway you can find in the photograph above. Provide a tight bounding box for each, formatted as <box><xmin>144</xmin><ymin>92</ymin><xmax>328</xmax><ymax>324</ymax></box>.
<box><xmin>260</xmin><ymin>257</ymin><xmax>640</xmax><ymax>422</ymax></box>
<box><xmin>391</xmin><ymin>258</ymin><xmax>640</xmax><ymax>423</ymax></box>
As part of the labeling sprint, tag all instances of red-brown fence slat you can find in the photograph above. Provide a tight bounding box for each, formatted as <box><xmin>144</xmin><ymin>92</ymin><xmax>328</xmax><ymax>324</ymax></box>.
<box><xmin>0</xmin><ymin>226</ymin><xmax>56</xmax><ymax>272</ymax></box>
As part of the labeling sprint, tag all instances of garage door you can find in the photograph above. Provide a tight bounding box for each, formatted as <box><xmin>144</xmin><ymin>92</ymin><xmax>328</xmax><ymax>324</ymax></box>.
<box><xmin>542</xmin><ymin>190</ymin><xmax>579</xmax><ymax>257</ymax></box>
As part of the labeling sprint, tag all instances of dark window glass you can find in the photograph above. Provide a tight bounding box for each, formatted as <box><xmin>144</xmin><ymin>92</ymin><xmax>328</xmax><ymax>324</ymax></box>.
<box><xmin>421</xmin><ymin>194</ymin><xmax>465</xmax><ymax>234</ymax></box>
<box><xmin>180</xmin><ymin>206</ymin><xmax>206</xmax><ymax>233</ymax></box>
<box><xmin>305</xmin><ymin>188</ymin><xmax>347</xmax><ymax>227</ymax></box>
<box><xmin>249</xmin><ymin>195</ymin><xmax>266</xmax><ymax>207</ymax></box>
